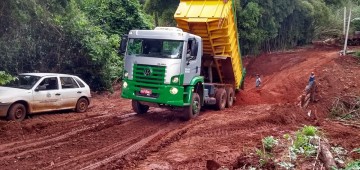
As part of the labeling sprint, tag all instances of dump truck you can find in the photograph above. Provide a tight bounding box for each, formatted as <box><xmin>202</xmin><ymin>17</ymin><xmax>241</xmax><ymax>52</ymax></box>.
<box><xmin>120</xmin><ymin>0</ymin><xmax>245</xmax><ymax>120</ymax></box>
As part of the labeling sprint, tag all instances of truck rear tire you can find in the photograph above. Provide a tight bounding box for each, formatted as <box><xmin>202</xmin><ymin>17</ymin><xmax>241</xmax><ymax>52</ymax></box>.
<box><xmin>182</xmin><ymin>93</ymin><xmax>201</xmax><ymax>121</ymax></box>
<box><xmin>132</xmin><ymin>100</ymin><xmax>149</xmax><ymax>114</ymax></box>
<box><xmin>225</xmin><ymin>87</ymin><xmax>234</xmax><ymax>108</ymax></box>
<box><xmin>215</xmin><ymin>88</ymin><xmax>227</xmax><ymax>110</ymax></box>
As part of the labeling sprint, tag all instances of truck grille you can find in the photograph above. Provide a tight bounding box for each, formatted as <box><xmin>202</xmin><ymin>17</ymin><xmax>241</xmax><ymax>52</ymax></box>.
<box><xmin>133</xmin><ymin>64</ymin><xmax>166</xmax><ymax>90</ymax></box>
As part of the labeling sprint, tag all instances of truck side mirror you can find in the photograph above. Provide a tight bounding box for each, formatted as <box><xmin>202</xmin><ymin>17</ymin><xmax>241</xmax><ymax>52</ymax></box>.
<box><xmin>119</xmin><ymin>35</ymin><xmax>128</xmax><ymax>55</ymax></box>
<box><xmin>190</xmin><ymin>41</ymin><xmax>198</xmax><ymax>59</ymax></box>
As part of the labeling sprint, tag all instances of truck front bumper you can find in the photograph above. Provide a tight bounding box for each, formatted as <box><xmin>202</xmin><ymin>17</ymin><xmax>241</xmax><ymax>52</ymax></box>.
<box><xmin>0</xmin><ymin>103</ymin><xmax>11</xmax><ymax>117</ymax></box>
<box><xmin>121</xmin><ymin>80</ymin><xmax>191</xmax><ymax>107</ymax></box>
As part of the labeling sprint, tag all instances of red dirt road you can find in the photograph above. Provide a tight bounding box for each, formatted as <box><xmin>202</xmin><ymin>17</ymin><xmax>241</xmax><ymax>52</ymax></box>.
<box><xmin>0</xmin><ymin>47</ymin><xmax>359</xmax><ymax>169</ymax></box>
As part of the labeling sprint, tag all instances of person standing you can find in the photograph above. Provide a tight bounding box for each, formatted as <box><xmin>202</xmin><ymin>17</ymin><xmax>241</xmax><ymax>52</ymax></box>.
<box><xmin>255</xmin><ymin>74</ymin><xmax>261</xmax><ymax>88</ymax></box>
<box><xmin>308</xmin><ymin>72</ymin><xmax>315</xmax><ymax>87</ymax></box>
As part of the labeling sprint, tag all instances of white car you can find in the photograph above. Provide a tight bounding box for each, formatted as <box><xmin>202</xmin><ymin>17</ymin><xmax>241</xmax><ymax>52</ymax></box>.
<box><xmin>0</xmin><ymin>73</ymin><xmax>91</xmax><ymax>121</ymax></box>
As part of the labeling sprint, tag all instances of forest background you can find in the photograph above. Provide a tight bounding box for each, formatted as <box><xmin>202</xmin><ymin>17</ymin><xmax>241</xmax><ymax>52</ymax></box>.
<box><xmin>0</xmin><ymin>0</ymin><xmax>359</xmax><ymax>90</ymax></box>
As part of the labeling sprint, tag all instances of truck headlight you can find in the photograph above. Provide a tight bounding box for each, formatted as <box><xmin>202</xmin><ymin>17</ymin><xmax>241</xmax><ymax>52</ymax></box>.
<box><xmin>170</xmin><ymin>87</ymin><xmax>178</xmax><ymax>95</ymax></box>
<box><xmin>123</xmin><ymin>81</ymin><xmax>128</xmax><ymax>88</ymax></box>
<box><xmin>172</xmin><ymin>77</ymin><xmax>179</xmax><ymax>83</ymax></box>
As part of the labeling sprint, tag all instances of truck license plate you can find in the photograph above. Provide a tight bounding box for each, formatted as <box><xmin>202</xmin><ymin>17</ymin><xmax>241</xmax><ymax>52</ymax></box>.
<box><xmin>140</xmin><ymin>88</ymin><xmax>152</xmax><ymax>95</ymax></box>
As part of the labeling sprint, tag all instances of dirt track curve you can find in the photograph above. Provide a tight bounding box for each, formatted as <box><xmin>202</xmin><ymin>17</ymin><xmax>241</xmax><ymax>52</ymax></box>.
<box><xmin>1</xmin><ymin>46</ymin><xmax>360</xmax><ymax>169</ymax></box>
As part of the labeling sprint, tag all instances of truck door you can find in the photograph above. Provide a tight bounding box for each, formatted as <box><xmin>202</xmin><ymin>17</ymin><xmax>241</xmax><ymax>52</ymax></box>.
<box><xmin>183</xmin><ymin>38</ymin><xmax>202</xmax><ymax>84</ymax></box>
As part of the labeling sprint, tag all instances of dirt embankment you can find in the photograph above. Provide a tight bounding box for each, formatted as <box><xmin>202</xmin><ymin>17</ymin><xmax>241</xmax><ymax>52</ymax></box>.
<box><xmin>0</xmin><ymin>46</ymin><xmax>359</xmax><ymax>170</ymax></box>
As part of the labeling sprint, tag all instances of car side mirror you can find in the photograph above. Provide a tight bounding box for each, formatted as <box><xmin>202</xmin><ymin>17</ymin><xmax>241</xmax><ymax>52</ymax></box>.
<box><xmin>190</xmin><ymin>41</ymin><xmax>198</xmax><ymax>60</ymax></box>
<box><xmin>119</xmin><ymin>35</ymin><xmax>128</xmax><ymax>55</ymax></box>
<box><xmin>35</xmin><ymin>86</ymin><xmax>46</xmax><ymax>92</ymax></box>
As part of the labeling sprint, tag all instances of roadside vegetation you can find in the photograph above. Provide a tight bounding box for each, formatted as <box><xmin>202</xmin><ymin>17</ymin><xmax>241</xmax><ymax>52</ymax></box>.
<box><xmin>329</xmin><ymin>95</ymin><xmax>360</xmax><ymax>130</ymax></box>
<box><xmin>0</xmin><ymin>71</ymin><xmax>14</xmax><ymax>85</ymax></box>
<box><xmin>237</xmin><ymin>125</ymin><xmax>360</xmax><ymax>169</ymax></box>
<box><xmin>1</xmin><ymin>0</ymin><xmax>360</xmax><ymax>90</ymax></box>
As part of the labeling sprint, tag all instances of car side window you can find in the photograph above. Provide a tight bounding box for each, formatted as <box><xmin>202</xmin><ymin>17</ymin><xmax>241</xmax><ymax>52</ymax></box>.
<box><xmin>60</xmin><ymin>77</ymin><xmax>80</xmax><ymax>89</ymax></box>
<box><xmin>37</xmin><ymin>77</ymin><xmax>59</xmax><ymax>90</ymax></box>
<box><xmin>74</xmin><ymin>77</ymin><xmax>85</xmax><ymax>88</ymax></box>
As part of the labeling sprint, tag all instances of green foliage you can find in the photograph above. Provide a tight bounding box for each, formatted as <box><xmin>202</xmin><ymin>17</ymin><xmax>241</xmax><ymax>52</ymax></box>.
<box><xmin>0</xmin><ymin>71</ymin><xmax>14</xmax><ymax>85</ymax></box>
<box><xmin>352</xmin><ymin>148</ymin><xmax>360</xmax><ymax>153</ymax></box>
<box><xmin>332</xmin><ymin>160</ymin><xmax>360</xmax><ymax>170</ymax></box>
<box><xmin>144</xmin><ymin>0</ymin><xmax>178</xmax><ymax>26</ymax></box>
<box><xmin>301</xmin><ymin>125</ymin><xmax>318</xmax><ymax>136</ymax></box>
<box><xmin>354</xmin><ymin>20</ymin><xmax>360</xmax><ymax>32</ymax></box>
<box><xmin>255</xmin><ymin>148</ymin><xmax>272</xmax><ymax>167</ymax></box>
<box><xmin>293</xmin><ymin>126</ymin><xmax>319</xmax><ymax>157</ymax></box>
<box><xmin>0</xmin><ymin>0</ymin><xmax>154</xmax><ymax>90</ymax></box>
<box><xmin>254</xmin><ymin>136</ymin><xmax>278</xmax><ymax>167</ymax></box>
<box><xmin>355</xmin><ymin>51</ymin><xmax>360</xmax><ymax>59</ymax></box>
<box><xmin>344</xmin><ymin>160</ymin><xmax>360</xmax><ymax>170</ymax></box>
<box><xmin>235</xmin><ymin>0</ymin><xmax>346</xmax><ymax>54</ymax></box>
<box><xmin>262</xmin><ymin>136</ymin><xmax>278</xmax><ymax>152</ymax></box>
<box><xmin>237</xmin><ymin>2</ymin><xmax>265</xmax><ymax>54</ymax></box>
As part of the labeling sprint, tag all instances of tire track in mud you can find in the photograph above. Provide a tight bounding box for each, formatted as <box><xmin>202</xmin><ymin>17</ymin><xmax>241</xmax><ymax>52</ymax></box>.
<box><xmin>155</xmin><ymin>123</ymin><xmax>281</xmax><ymax>170</ymax></box>
<box><xmin>186</xmin><ymin>124</ymin><xmax>277</xmax><ymax>139</ymax></box>
<box><xmin>42</xmin><ymin>118</ymin><xmax>187</xmax><ymax>170</ymax></box>
<box><xmin>29</xmin><ymin>108</ymin><xmax>133</xmax><ymax>124</ymax></box>
<box><xmin>79</xmin><ymin>130</ymin><xmax>166</xmax><ymax>170</ymax></box>
<box><xmin>132</xmin><ymin>109</ymin><xmax>302</xmax><ymax>170</ymax></box>
<box><xmin>0</xmin><ymin>141</ymin><xmax>68</xmax><ymax>160</ymax></box>
<box><xmin>0</xmin><ymin>113</ymin><xmax>138</xmax><ymax>160</ymax></box>
<box><xmin>43</xmin><ymin>128</ymin><xmax>165</xmax><ymax>170</ymax></box>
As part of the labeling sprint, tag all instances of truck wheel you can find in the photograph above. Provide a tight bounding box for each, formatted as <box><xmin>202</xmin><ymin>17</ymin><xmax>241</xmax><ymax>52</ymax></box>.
<box><xmin>183</xmin><ymin>93</ymin><xmax>201</xmax><ymax>121</ymax></box>
<box><xmin>76</xmin><ymin>98</ymin><xmax>89</xmax><ymax>113</ymax></box>
<box><xmin>132</xmin><ymin>100</ymin><xmax>149</xmax><ymax>114</ymax></box>
<box><xmin>215</xmin><ymin>88</ymin><xmax>227</xmax><ymax>110</ymax></box>
<box><xmin>225</xmin><ymin>87</ymin><xmax>234</xmax><ymax>108</ymax></box>
<box><xmin>7</xmin><ymin>103</ymin><xmax>27</xmax><ymax>121</ymax></box>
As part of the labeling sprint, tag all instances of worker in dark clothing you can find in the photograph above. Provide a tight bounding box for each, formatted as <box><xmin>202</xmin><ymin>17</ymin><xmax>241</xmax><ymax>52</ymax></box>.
<box><xmin>255</xmin><ymin>74</ymin><xmax>261</xmax><ymax>88</ymax></box>
<box><xmin>308</xmin><ymin>72</ymin><xmax>315</xmax><ymax>87</ymax></box>
<box><xmin>305</xmin><ymin>72</ymin><xmax>316</xmax><ymax>94</ymax></box>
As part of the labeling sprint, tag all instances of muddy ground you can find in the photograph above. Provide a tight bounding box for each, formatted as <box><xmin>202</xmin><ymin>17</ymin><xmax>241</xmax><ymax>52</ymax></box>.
<box><xmin>0</xmin><ymin>46</ymin><xmax>360</xmax><ymax>170</ymax></box>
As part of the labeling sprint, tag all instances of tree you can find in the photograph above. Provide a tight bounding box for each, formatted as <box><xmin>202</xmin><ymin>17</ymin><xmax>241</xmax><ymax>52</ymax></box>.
<box><xmin>144</xmin><ymin>0</ymin><xmax>178</xmax><ymax>26</ymax></box>
<box><xmin>0</xmin><ymin>0</ymin><xmax>154</xmax><ymax>90</ymax></box>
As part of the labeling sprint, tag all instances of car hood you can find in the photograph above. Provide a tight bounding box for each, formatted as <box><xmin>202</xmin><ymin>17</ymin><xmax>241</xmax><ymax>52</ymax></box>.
<box><xmin>0</xmin><ymin>86</ymin><xmax>30</xmax><ymax>99</ymax></box>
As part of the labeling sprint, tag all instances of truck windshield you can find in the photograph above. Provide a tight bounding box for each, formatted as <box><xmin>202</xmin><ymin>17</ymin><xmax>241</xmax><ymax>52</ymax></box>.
<box><xmin>127</xmin><ymin>38</ymin><xmax>183</xmax><ymax>59</ymax></box>
<box><xmin>3</xmin><ymin>75</ymin><xmax>41</xmax><ymax>90</ymax></box>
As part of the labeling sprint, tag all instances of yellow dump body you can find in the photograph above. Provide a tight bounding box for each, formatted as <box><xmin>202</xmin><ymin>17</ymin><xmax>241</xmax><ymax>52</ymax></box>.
<box><xmin>174</xmin><ymin>0</ymin><xmax>244</xmax><ymax>88</ymax></box>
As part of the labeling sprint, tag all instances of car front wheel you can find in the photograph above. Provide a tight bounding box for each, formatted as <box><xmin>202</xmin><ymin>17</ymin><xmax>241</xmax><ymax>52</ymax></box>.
<box><xmin>7</xmin><ymin>103</ymin><xmax>27</xmax><ymax>121</ymax></box>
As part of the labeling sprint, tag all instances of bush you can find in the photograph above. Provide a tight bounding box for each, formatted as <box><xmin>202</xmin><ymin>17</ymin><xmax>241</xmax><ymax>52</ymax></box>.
<box><xmin>302</xmin><ymin>125</ymin><xmax>318</xmax><ymax>136</ymax></box>
<box><xmin>262</xmin><ymin>136</ymin><xmax>278</xmax><ymax>152</ymax></box>
<box><xmin>0</xmin><ymin>71</ymin><xmax>14</xmax><ymax>85</ymax></box>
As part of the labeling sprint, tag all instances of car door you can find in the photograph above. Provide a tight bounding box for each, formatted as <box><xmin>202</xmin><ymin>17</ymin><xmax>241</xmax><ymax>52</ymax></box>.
<box><xmin>59</xmin><ymin>76</ymin><xmax>82</xmax><ymax>109</ymax></box>
<box><xmin>32</xmin><ymin>77</ymin><xmax>62</xmax><ymax>113</ymax></box>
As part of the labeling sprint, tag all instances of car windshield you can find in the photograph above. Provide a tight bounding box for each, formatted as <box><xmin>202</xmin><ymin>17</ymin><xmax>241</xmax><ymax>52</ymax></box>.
<box><xmin>3</xmin><ymin>75</ymin><xmax>41</xmax><ymax>90</ymax></box>
<box><xmin>126</xmin><ymin>38</ymin><xmax>183</xmax><ymax>59</ymax></box>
